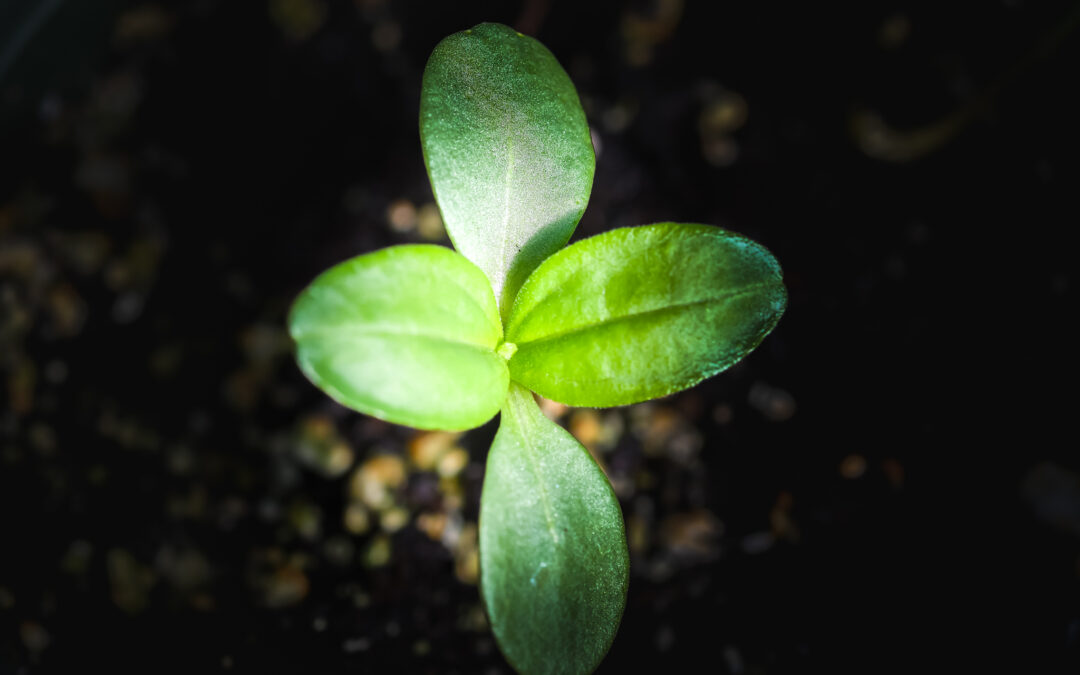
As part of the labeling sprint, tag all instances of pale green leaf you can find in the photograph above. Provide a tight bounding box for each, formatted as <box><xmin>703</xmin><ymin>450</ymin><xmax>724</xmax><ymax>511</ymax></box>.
<box><xmin>480</xmin><ymin>384</ymin><xmax>628</xmax><ymax>675</ymax></box>
<box><xmin>420</xmin><ymin>22</ymin><xmax>594</xmax><ymax>317</ymax></box>
<box><xmin>505</xmin><ymin>223</ymin><xmax>786</xmax><ymax>407</ymax></box>
<box><xmin>289</xmin><ymin>245</ymin><xmax>508</xmax><ymax>431</ymax></box>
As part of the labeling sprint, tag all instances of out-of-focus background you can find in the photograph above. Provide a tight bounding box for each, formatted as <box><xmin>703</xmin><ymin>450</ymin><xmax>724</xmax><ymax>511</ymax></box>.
<box><xmin>2</xmin><ymin>1</ymin><xmax>1078</xmax><ymax>673</ymax></box>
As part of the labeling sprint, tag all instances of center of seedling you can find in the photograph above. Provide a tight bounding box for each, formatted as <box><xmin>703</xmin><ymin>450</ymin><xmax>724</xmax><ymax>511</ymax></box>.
<box><xmin>496</xmin><ymin>341</ymin><xmax>517</xmax><ymax>360</ymax></box>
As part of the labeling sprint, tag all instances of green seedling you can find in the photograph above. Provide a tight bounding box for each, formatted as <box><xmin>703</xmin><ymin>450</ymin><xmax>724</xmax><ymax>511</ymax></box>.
<box><xmin>289</xmin><ymin>22</ymin><xmax>786</xmax><ymax>675</ymax></box>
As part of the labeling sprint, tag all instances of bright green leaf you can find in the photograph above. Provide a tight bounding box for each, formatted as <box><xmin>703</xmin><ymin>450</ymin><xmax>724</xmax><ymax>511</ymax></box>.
<box><xmin>480</xmin><ymin>384</ymin><xmax>628</xmax><ymax>675</ymax></box>
<box><xmin>289</xmin><ymin>245</ymin><xmax>508</xmax><ymax>431</ymax></box>
<box><xmin>420</xmin><ymin>22</ymin><xmax>595</xmax><ymax>317</ymax></box>
<box><xmin>505</xmin><ymin>223</ymin><xmax>787</xmax><ymax>407</ymax></box>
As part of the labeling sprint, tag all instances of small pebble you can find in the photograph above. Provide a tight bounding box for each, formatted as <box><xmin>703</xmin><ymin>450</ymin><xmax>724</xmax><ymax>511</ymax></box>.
<box><xmin>364</xmin><ymin>534</ymin><xmax>392</xmax><ymax>568</ymax></box>
<box><xmin>416</xmin><ymin>203</ymin><xmax>445</xmax><ymax>240</ymax></box>
<box><xmin>839</xmin><ymin>453</ymin><xmax>867</xmax><ymax>479</ymax></box>
<box><xmin>20</xmin><ymin>621</ymin><xmax>51</xmax><ymax>653</ymax></box>
<box><xmin>260</xmin><ymin>562</ymin><xmax>309</xmax><ymax>608</ymax></box>
<box><xmin>416</xmin><ymin>512</ymin><xmax>448</xmax><ymax>541</ymax></box>
<box><xmin>386</xmin><ymin>199</ymin><xmax>417</xmax><ymax>233</ymax></box>
<box><xmin>344</xmin><ymin>503</ymin><xmax>371</xmax><ymax>535</ymax></box>
<box><xmin>436</xmin><ymin>447</ymin><xmax>469</xmax><ymax>478</ymax></box>
<box><xmin>748</xmin><ymin>382</ymin><xmax>797</xmax><ymax>422</ymax></box>
<box><xmin>408</xmin><ymin>431</ymin><xmax>459</xmax><ymax>471</ymax></box>
<box><xmin>380</xmin><ymin>506</ymin><xmax>409</xmax><ymax>533</ymax></box>
<box><xmin>454</xmin><ymin>524</ymin><xmax>479</xmax><ymax>585</ymax></box>
<box><xmin>350</xmin><ymin>454</ymin><xmax>406</xmax><ymax>509</ymax></box>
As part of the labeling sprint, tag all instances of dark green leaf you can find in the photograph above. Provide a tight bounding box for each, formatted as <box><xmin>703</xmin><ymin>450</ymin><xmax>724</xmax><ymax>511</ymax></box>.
<box><xmin>420</xmin><ymin>22</ymin><xmax>594</xmax><ymax>317</ymax></box>
<box><xmin>289</xmin><ymin>245</ymin><xmax>508</xmax><ymax>431</ymax></box>
<box><xmin>480</xmin><ymin>384</ymin><xmax>628</xmax><ymax>675</ymax></box>
<box><xmin>505</xmin><ymin>223</ymin><xmax>786</xmax><ymax>407</ymax></box>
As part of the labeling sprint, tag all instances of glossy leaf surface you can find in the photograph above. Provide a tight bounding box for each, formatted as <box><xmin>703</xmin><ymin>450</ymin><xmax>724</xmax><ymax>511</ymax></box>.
<box><xmin>289</xmin><ymin>245</ymin><xmax>507</xmax><ymax>431</ymax></box>
<box><xmin>506</xmin><ymin>224</ymin><xmax>787</xmax><ymax>407</ymax></box>
<box><xmin>420</xmin><ymin>22</ymin><xmax>594</xmax><ymax>317</ymax></box>
<box><xmin>480</xmin><ymin>384</ymin><xmax>628</xmax><ymax>675</ymax></box>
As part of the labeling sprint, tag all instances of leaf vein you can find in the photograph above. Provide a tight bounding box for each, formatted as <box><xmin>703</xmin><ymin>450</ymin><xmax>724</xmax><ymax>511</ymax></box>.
<box><xmin>498</xmin><ymin>136</ymin><xmax>515</xmax><ymax>297</ymax></box>
<box><xmin>513</xmin><ymin>281</ymin><xmax>776</xmax><ymax>347</ymax></box>
<box><xmin>294</xmin><ymin>326</ymin><xmax>496</xmax><ymax>353</ymax></box>
<box><xmin>508</xmin><ymin>391</ymin><xmax>561</xmax><ymax>546</ymax></box>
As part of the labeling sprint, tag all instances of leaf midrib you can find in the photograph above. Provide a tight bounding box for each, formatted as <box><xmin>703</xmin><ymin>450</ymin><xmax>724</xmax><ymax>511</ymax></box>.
<box><xmin>506</xmin><ymin>389</ymin><xmax>561</xmax><ymax>546</ymax></box>
<box><xmin>294</xmin><ymin>326</ymin><xmax>498</xmax><ymax>353</ymax></box>
<box><xmin>509</xmin><ymin>281</ymin><xmax>776</xmax><ymax>348</ymax></box>
<box><xmin>505</xmin><ymin>225</ymin><xmax>712</xmax><ymax>337</ymax></box>
<box><xmin>498</xmin><ymin>135</ymin><xmax>514</xmax><ymax>299</ymax></box>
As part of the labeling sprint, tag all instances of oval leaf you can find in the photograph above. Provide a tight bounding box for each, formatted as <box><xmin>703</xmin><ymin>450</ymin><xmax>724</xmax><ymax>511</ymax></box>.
<box><xmin>289</xmin><ymin>245</ymin><xmax>507</xmax><ymax>431</ymax></box>
<box><xmin>420</xmin><ymin>22</ymin><xmax>594</xmax><ymax>316</ymax></box>
<box><xmin>505</xmin><ymin>224</ymin><xmax>786</xmax><ymax>407</ymax></box>
<box><xmin>480</xmin><ymin>384</ymin><xmax>628</xmax><ymax>675</ymax></box>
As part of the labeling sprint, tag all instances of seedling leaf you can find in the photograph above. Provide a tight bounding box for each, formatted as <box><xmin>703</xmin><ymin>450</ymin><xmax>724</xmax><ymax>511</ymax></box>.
<box><xmin>289</xmin><ymin>245</ymin><xmax>507</xmax><ymax>430</ymax></box>
<box><xmin>480</xmin><ymin>384</ymin><xmax>628</xmax><ymax>675</ymax></box>
<box><xmin>505</xmin><ymin>224</ymin><xmax>786</xmax><ymax>407</ymax></box>
<box><xmin>420</xmin><ymin>22</ymin><xmax>594</xmax><ymax>317</ymax></box>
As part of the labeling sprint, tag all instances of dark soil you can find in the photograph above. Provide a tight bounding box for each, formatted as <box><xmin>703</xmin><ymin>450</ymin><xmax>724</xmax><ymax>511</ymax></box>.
<box><xmin>2</xmin><ymin>1</ymin><xmax>1078</xmax><ymax>673</ymax></box>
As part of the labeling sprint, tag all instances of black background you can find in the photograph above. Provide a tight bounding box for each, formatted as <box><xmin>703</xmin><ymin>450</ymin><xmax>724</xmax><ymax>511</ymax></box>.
<box><xmin>2</xmin><ymin>1</ymin><xmax>1078</xmax><ymax>673</ymax></box>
